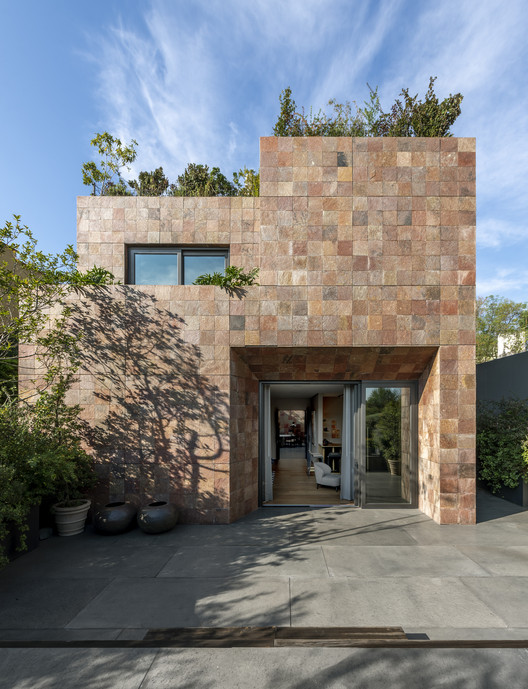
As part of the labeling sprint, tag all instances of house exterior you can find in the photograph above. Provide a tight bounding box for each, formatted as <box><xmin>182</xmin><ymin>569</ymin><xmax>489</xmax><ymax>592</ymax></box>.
<box><xmin>57</xmin><ymin>136</ymin><xmax>475</xmax><ymax>525</ymax></box>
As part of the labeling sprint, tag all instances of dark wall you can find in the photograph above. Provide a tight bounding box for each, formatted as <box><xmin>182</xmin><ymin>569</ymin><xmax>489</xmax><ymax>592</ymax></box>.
<box><xmin>477</xmin><ymin>351</ymin><xmax>528</xmax><ymax>402</ymax></box>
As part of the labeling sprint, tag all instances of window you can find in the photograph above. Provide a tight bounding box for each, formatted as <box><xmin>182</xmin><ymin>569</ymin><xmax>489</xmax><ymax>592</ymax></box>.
<box><xmin>127</xmin><ymin>247</ymin><xmax>228</xmax><ymax>285</ymax></box>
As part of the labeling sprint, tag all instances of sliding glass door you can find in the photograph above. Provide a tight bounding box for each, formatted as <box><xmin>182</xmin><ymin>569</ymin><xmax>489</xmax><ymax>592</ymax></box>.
<box><xmin>360</xmin><ymin>383</ymin><xmax>417</xmax><ymax>507</ymax></box>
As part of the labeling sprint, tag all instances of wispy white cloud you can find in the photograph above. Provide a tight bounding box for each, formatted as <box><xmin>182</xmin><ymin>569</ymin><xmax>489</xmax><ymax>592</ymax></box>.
<box><xmin>477</xmin><ymin>217</ymin><xmax>528</xmax><ymax>249</ymax></box>
<box><xmin>88</xmin><ymin>0</ymin><xmax>528</xmax><ymax>299</ymax></box>
<box><xmin>477</xmin><ymin>267</ymin><xmax>528</xmax><ymax>297</ymax></box>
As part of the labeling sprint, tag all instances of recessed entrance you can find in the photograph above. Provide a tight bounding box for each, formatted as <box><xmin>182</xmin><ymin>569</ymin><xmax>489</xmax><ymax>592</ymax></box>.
<box><xmin>258</xmin><ymin>379</ymin><xmax>418</xmax><ymax>509</ymax></box>
<box><xmin>261</xmin><ymin>382</ymin><xmax>356</xmax><ymax>506</ymax></box>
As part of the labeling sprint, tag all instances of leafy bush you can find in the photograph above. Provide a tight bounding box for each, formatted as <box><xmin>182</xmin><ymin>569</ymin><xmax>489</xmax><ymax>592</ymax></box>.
<box><xmin>273</xmin><ymin>77</ymin><xmax>463</xmax><ymax>138</ymax></box>
<box><xmin>193</xmin><ymin>266</ymin><xmax>259</xmax><ymax>294</ymax></box>
<box><xmin>477</xmin><ymin>399</ymin><xmax>528</xmax><ymax>494</ymax></box>
<box><xmin>0</xmin><ymin>397</ymin><xmax>96</xmax><ymax>566</ymax></box>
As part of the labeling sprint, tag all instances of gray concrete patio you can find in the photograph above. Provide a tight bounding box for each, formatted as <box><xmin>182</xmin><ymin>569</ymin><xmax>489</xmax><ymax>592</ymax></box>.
<box><xmin>1</xmin><ymin>490</ymin><xmax>528</xmax><ymax>687</ymax></box>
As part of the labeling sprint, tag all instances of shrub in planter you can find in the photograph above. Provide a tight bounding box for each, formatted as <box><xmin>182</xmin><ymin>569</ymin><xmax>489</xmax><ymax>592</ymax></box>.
<box><xmin>477</xmin><ymin>398</ymin><xmax>528</xmax><ymax>495</ymax></box>
<box><xmin>0</xmin><ymin>395</ymin><xmax>96</xmax><ymax>562</ymax></box>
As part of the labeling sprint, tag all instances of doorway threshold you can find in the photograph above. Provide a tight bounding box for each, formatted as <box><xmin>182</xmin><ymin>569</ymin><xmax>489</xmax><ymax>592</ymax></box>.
<box><xmin>262</xmin><ymin>502</ymin><xmax>355</xmax><ymax>508</ymax></box>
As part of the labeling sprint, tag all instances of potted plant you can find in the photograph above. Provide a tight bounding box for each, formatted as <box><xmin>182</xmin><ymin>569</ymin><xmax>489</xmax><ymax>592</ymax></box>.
<box><xmin>47</xmin><ymin>446</ymin><xmax>96</xmax><ymax>536</ymax></box>
<box><xmin>0</xmin><ymin>377</ymin><xmax>97</xmax><ymax>553</ymax></box>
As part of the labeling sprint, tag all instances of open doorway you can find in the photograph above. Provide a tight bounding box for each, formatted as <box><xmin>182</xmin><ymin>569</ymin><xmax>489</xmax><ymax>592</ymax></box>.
<box><xmin>261</xmin><ymin>382</ymin><xmax>355</xmax><ymax>507</ymax></box>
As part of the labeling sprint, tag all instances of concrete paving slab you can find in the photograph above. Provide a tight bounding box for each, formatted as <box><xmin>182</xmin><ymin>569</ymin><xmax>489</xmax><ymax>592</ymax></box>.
<box><xmin>0</xmin><ymin>629</ymin><xmax>121</xmax><ymax>641</ymax></box>
<box><xmin>406</xmin><ymin>627</ymin><xmax>528</xmax><ymax>640</ymax></box>
<box><xmin>290</xmin><ymin>577</ymin><xmax>507</xmax><ymax>629</ymax></box>
<box><xmin>116</xmin><ymin>628</ymin><xmax>149</xmax><ymax>640</ymax></box>
<box><xmin>310</xmin><ymin>508</ymin><xmax>427</xmax><ymax>528</ymax></box>
<box><xmin>0</xmin><ymin>577</ymin><xmax>112</xmax><ymax>629</ymax></box>
<box><xmin>157</xmin><ymin>545</ymin><xmax>328</xmax><ymax>578</ymax></box>
<box><xmin>477</xmin><ymin>490</ymin><xmax>527</xmax><ymax>522</ymax></box>
<box><xmin>140</xmin><ymin>647</ymin><xmax>528</xmax><ymax>689</ymax></box>
<box><xmin>290</xmin><ymin>522</ymin><xmax>418</xmax><ymax>547</ymax></box>
<box><xmin>114</xmin><ymin>523</ymin><xmax>293</xmax><ymax>548</ymax></box>
<box><xmin>2</xmin><ymin>542</ymin><xmax>176</xmax><ymax>579</ymax></box>
<box><xmin>462</xmin><ymin>577</ymin><xmax>528</xmax><ymax>628</ymax></box>
<box><xmin>0</xmin><ymin>648</ymin><xmax>158</xmax><ymax>689</ymax></box>
<box><xmin>402</xmin><ymin>521</ymin><xmax>528</xmax><ymax>546</ymax></box>
<box><xmin>66</xmin><ymin>576</ymin><xmax>290</xmax><ymax>629</ymax></box>
<box><xmin>458</xmin><ymin>546</ymin><xmax>528</xmax><ymax>576</ymax></box>
<box><xmin>323</xmin><ymin>545</ymin><xmax>490</xmax><ymax>578</ymax></box>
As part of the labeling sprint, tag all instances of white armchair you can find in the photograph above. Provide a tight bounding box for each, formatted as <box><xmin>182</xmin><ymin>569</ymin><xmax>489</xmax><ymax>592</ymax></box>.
<box><xmin>314</xmin><ymin>462</ymin><xmax>341</xmax><ymax>491</ymax></box>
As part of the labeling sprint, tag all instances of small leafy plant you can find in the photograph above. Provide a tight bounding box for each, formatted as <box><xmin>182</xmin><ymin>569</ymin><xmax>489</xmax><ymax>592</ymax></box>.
<box><xmin>193</xmin><ymin>266</ymin><xmax>259</xmax><ymax>294</ymax></box>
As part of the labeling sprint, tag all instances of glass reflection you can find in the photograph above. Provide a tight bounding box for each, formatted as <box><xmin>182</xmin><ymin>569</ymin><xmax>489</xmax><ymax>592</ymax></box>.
<box><xmin>183</xmin><ymin>255</ymin><xmax>226</xmax><ymax>285</ymax></box>
<box><xmin>134</xmin><ymin>253</ymin><xmax>178</xmax><ymax>285</ymax></box>
<box><xmin>365</xmin><ymin>387</ymin><xmax>411</xmax><ymax>504</ymax></box>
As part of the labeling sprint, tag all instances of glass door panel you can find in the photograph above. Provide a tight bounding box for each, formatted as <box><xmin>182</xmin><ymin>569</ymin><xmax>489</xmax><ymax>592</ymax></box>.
<box><xmin>364</xmin><ymin>386</ymin><xmax>412</xmax><ymax>505</ymax></box>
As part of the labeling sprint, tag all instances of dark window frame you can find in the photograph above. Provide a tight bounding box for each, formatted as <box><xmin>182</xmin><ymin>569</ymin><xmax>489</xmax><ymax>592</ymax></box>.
<box><xmin>127</xmin><ymin>246</ymin><xmax>229</xmax><ymax>285</ymax></box>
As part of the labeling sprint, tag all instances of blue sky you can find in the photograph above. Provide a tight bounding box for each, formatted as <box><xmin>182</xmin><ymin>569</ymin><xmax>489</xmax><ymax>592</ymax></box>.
<box><xmin>1</xmin><ymin>0</ymin><xmax>527</xmax><ymax>300</ymax></box>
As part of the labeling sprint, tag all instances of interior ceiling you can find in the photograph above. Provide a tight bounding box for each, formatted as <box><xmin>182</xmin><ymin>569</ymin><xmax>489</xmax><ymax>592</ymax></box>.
<box><xmin>270</xmin><ymin>383</ymin><xmax>343</xmax><ymax>400</ymax></box>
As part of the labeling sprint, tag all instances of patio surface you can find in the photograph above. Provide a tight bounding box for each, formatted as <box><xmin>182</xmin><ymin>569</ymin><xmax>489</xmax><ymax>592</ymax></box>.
<box><xmin>1</xmin><ymin>489</ymin><xmax>528</xmax><ymax>687</ymax></box>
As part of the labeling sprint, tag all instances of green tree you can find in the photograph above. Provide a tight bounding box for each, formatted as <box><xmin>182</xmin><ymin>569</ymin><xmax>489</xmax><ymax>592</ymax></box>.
<box><xmin>129</xmin><ymin>167</ymin><xmax>170</xmax><ymax>196</ymax></box>
<box><xmin>232</xmin><ymin>167</ymin><xmax>260</xmax><ymax>197</ymax></box>
<box><xmin>170</xmin><ymin>163</ymin><xmax>236</xmax><ymax>197</ymax></box>
<box><xmin>273</xmin><ymin>78</ymin><xmax>463</xmax><ymax>137</ymax></box>
<box><xmin>82</xmin><ymin>132</ymin><xmax>138</xmax><ymax>195</ymax></box>
<box><xmin>476</xmin><ymin>295</ymin><xmax>528</xmax><ymax>363</ymax></box>
<box><xmin>1</xmin><ymin>216</ymin><xmax>113</xmax><ymax>399</ymax></box>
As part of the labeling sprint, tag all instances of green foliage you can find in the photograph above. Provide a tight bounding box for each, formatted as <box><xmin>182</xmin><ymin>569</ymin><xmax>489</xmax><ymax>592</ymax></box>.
<box><xmin>476</xmin><ymin>295</ymin><xmax>528</xmax><ymax>363</ymax></box>
<box><xmin>0</xmin><ymin>216</ymin><xmax>114</xmax><ymax>400</ymax></box>
<box><xmin>193</xmin><ymin>265</ymin><xmax>259</xmax><ymax>294</ymax></box>
<box><xmin>273</xmin><ymin>78</ymin><xmax>463</xmax><ymax>137</ymax></box>
<box><xmin>366</xmin><ymin>388</ymin><xmax>401</xmax><ymax>463</ymax></box>
<box><xmin>232</xmin><ymin>167</ymin><xmax>260</xmax><ymax>197</ymax></box>
<box><xmin>82</xmin><ymin>132</ymin><xmax>138</xmax><ymax>196</ymax></box>
<box><xmin>0</xmin><ymin>393</ymin><xmax>96</xmax><ymax>565</ymax></box>
<box><xmin>129</xmin><ymin>167</ymin><xmax>170</xmax><ymax>196</ymax></box>
<box><xmin>170</xmin><ymin>163</ymin><xmax>236</xmax><ymax>197</ymax></box>
<box><xmin>375</xmin><ymin>77</ymin><xmax>463</xmax><ymax>136</ymax></box>
<box><xmin>273</xmin><ymin>87</ymin><xmax>371</xmax><ymax>137</ymax></box>
<box><xmin>83</xmin><ymin>132</ymin><xmax>259</xmax><ymax>197</ymax></box>
<box><xmin>477</xmin><ymin>399</ymin><xmax>528</xmax><ymax>494</ymax></box>
<box><xmin>0</xmin><ymin>217</ymin><xmax>112</xmax><ymax>565</ymax></box>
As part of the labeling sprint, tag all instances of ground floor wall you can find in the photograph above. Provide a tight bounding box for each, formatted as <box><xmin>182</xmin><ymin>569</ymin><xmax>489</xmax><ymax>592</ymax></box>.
<box><xmin>229</xmin><ymin>351</ymin><xmax>259</xmax><ymax>521</ymax></box>
<box><xmin>19</xmin><ymin>287</ymin><xmax>475</xmax><ymax>525</ymax></box>
<box><xmin>418</xmin><ymin>345</ymin><xmax>476</xmax><ymax>524</ymax></box>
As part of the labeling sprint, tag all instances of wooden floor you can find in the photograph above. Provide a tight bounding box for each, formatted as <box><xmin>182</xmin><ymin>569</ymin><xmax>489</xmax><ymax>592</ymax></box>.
<box><xmin>264</xmin><ymin>449</ymin><xmax>354</xmax><ymax>506</ymax></box>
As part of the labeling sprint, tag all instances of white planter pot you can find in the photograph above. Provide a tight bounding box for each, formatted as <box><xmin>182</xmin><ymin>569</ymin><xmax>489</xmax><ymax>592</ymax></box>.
<box><xmin>52</xmin><ymin>499</ymin><xmax>91</xmax><ymax>537</ymax></box>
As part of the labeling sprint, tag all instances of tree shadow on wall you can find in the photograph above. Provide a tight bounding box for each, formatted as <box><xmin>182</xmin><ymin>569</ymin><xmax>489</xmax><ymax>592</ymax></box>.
<box><xmin>68</xmin><ymin>286</ymin><xmax>229</xmax><ymax>523</ymax></box>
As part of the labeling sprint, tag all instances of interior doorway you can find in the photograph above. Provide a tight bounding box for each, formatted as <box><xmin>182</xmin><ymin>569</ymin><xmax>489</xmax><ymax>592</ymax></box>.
<box><xmin>261</xmin><ymin>382</ymin><xmax>356</xmax><ymax>507</ymax></box>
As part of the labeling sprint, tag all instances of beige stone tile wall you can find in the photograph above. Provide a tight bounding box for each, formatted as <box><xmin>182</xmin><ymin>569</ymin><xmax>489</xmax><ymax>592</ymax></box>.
<box><xmin>71</xmin><ymin>136</ymin><xmax>475</xmax><ymax>524</ymax></box>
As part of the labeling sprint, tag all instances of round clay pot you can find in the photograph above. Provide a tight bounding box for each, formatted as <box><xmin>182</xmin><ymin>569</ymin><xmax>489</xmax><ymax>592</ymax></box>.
<box><xmin>94</xmin><ymin>501</ymin><xmax>137</xmax><ymax>535</ymax></box>
<box><xmin>137</xmin><ymin>501</ymin><xmax>179</xmax><ymax>534</ymax></box>
<box><xmin>52</xmin><ymin>499</ymin><xmax>91</xmax><ymax>537</ymax></box>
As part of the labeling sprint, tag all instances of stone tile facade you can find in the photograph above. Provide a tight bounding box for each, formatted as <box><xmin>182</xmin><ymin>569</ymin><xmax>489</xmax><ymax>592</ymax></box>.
<box><xmin>67</xmin><ymin>136</ymin><xmax>476</xmax><ymax>524</ymax></box>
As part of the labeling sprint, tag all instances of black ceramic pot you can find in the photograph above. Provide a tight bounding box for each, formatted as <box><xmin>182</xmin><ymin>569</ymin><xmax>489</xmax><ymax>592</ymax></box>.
<box><xmin>94</xmin><ymin>501</ymin><xmax>137</xmax><ymax>535</ymax></box>
<box><xmin>137</xmin><ymin>501</ymin><xmax>179</xmax><ymax>534</ymax></box>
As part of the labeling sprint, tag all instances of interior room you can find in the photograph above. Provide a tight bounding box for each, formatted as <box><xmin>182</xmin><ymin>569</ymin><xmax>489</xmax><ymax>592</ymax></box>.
<box><xmin>263</xmin><ymin>382</ymin><xmax>352</xmax><ymax>506</ymax></box>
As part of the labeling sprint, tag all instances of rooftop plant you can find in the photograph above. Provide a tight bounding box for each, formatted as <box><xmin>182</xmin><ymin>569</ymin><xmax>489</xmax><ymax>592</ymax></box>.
<box><xmin>272</xmin><ymin>77</ymin><xmax>463</xmax><ymax>137</ymax></box>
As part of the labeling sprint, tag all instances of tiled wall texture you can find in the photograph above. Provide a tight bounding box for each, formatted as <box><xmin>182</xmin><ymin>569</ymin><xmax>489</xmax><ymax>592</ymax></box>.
<box><xmin>69</xmin><ymin>136</ymin><xmax>476</xmax><ymax>524</ymax></box>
